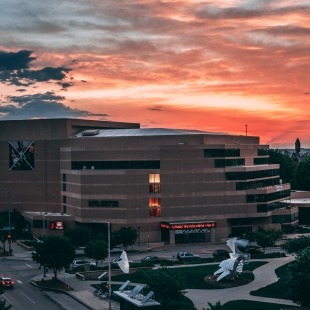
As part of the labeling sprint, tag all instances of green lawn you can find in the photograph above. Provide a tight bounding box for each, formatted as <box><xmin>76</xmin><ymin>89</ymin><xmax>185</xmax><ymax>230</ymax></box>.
<box><xmin>224</xmin><ymin>300</ymin><xmax>299</xmax><ymax>310</ymax></box>
<box><xmin>250</xmin><ymin>262</ymin><xmax>292</xmax><ymax>300</ymax></box>
<box><xmin>112</xmin><ymin>261</ymin><xmax>266</xmax><ymax>289</ymax></box>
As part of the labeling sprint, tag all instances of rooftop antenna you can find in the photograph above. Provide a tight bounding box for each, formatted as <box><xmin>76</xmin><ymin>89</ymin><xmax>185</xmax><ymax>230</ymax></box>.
<box><xmin>245</xmin><ymin>125</ymin><xmax>248</xmax><ymax>136</ymax></box>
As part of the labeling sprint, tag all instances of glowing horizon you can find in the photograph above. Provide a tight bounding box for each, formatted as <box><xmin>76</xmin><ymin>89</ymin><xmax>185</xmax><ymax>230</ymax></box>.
<box><xmin>0</xmin><ymin>0</ymin><xmax>309</xmax><ymax>148</ymax></box>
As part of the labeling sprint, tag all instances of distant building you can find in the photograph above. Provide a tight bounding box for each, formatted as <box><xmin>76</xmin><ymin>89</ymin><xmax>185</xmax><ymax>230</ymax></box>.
<box><xmin>0</xmin><ymin>119</ymin><xmax>297</xmax><ymax>244</ymax></box>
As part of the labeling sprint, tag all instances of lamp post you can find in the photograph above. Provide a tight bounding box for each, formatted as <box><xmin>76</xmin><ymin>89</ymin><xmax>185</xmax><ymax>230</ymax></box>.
<box><xmin>93</xmin><ymin>220</ymin><xmax>111</xmax><ymax>310</ymax></box>
<box><xmin>0</xmin><ymin>188</ymin><xmax>12</xmax><ymax>255</ymax></box>
<box><xmin>41</xmin><ymin>212</ymin><xmax>47</xmax><ymax>277</ymax></box>
<box><xmin>7</xmin><ymin>191</ymin><xmax>11</xmax><ymax>255</ymax></box>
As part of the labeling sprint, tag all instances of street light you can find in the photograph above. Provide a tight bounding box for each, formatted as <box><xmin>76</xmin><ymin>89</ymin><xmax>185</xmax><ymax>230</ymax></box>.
<box><xmin>92</xmin><ymin>220</ymin><xmax>111</xmax><ymax>310</ymax></box>
<box><xmin>7</xmin><ymin>191</ymin><xmax>11</xmax><ymax>255</ymax></box>
<box><xmin>0</xmin><ymin>188</ymin><xmax>12</xmax><ymax>255</ymax></box>
<box><xmin>41</xmin><ymin>212</ymin><xmax>47</xmax><ymax>277</ymax></box>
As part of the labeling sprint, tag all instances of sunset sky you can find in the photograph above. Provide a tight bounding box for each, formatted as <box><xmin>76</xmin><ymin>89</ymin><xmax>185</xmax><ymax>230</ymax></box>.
<box><xmin>0</xmin><ymin>0</ymin><xmax>309</xmax><ymax>148</ymax></box>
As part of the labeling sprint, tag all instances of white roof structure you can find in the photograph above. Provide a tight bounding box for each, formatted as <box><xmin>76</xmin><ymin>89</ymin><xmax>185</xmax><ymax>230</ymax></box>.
<box><xmin>75</xmin><ymin>128</ymin><xmax>228</xmax><ymax>138</ymax></box>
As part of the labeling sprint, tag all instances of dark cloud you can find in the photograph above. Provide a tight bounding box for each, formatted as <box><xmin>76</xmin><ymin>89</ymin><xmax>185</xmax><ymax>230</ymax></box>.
<box><xmin>0</xmin><ymin>50</ymin><xmax>36</xmax><ymax>71</ymax></box>
<box><xmin>57</xmin><ymin>81</ymin><xmax>74</xmax><ymax>89</ymax></box>
<box><xmin>0</xmin><ymin>50</ymin><xmax>73</xmax><ymax>88</ymax></box>
<box><xmin>18</xmin><ymin>67</ymin><xmax>71</xmax><ymax>82</ymax></box>
<box><xmin>0</xmin><ymin>91</ymin><xmax>108</xmax><ymax>120</ymax></box>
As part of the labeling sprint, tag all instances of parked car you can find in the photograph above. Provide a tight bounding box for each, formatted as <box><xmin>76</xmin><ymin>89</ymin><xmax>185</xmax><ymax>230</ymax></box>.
<box><xmin>141</xmin><ymin>256</ymin><xmax>160</xmax><ymax>263</ymax></box>
<box><xmin>245</xmin><ymin>248</ymin><xmax>264</xmax><ymax>255</ymax></box>
<box><xmin>0</xmin><ymin>277</ymin><xmax>14</xmax><ymax>288</ymax></box>
<box><xmin>70</xmin><ymin>259</ymin><xmax>96</xmax><ymax>271</ymax></box>
<box><xmin>176</xmin><ymin>251</ymin><xmax>200</xmax><ymax>261</ymax></box>
<box><xmin>212</xmin><ymin>249</ymin><xmax>230</xmax><ymax>259</ymax></box>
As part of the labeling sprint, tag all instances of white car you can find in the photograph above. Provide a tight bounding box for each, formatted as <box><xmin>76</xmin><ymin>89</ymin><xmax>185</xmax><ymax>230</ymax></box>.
<box><xmin>70</xmin><ymin>259</ymin><xmax>96</xmax><ymax>271</ymax></box>
<box><xmin>176</xmin><ymin>251</ymin><xmax>200</xmax><ymax>262</ymax></box>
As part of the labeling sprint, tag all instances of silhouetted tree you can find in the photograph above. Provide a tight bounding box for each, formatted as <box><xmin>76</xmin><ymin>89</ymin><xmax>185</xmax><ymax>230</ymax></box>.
<box><xmin>287</xmin><ymin>247</ymin><xmax>310</xmax><ymax>306</ymax></box>
<box><xmin>32</xmin><ymin>236</ymin><xmax>75</xmax><ymax>279</ymax></box>
<box><xmin>292</xmin><ymin>155</ymin><xmax>310</xmax><ymax>190</ymax></box>
<box><xmin>65</xmin><ymin>226</ymin><xmax>92</xmax><ymax>247</ymax></box>
<box><xmin>268</xmin><ymin>149</ymin><xmax>296</xmax><ymax>184</ymax></box>
<box><xmin>143</xmin><ymin>267</ymin><xmax>186</xmax><ymax>308</ymax></box>
<box><xmin>112</xmin><ymin>227</ymin><xmax>137</xmax><ymax>251</ymax></box>
<box><xmin>282</xmin><ymin>235</ymin><xmax>310</xmax><ymax>255</ymax></box>
<box><xmin>84</xmin><ymin>239</ymin><xmax>108</xmax><ymax>266</ymax></box>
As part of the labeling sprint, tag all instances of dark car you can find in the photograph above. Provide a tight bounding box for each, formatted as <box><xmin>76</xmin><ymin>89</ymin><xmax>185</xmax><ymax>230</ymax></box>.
<box><xmin>176</xmin><ymin>251</ymin><xmax>200</xmax><ymax>262</ymax></box>
<box><xmin>141</xmin><ymin>256</ymin><xmax>160</xmax><ymax>263</ymax></box>
<box><xmin>212</xmin><ymin>249</ymin><xmax>230</xmax><ymax>259</ymax></box>
<box><xmin>0</xmin><ymin>277</ymin><xmax>14</xmax><ymax>288</ymax></box>
<box><xmin>245</xmin><ymin>248</ymin><xmax>264</xmax><ymax>255</ymax></box>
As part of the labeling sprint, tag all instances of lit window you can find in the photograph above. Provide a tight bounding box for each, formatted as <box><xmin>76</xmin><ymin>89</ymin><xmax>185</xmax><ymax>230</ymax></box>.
<box><xmin>149</xmin><ymin>174</ymin><xmax>160</xmax><ymax>183</ymax></box>
<box><xmin>149</xmin><ymin>198</ymin><xmax>161</xmax><ymax>207</ymax></box>
<box><xmin>149</xmin><ymin>174</ymin><xmax>160</xmax><ymax>193</ymax></box>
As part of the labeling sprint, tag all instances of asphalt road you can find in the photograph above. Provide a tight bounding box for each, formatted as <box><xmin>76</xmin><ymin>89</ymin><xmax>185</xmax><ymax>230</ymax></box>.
<box><xmin>0</xmin><ymin>258</ymin><xmax>88</xmax><ymax>310</ymax></box>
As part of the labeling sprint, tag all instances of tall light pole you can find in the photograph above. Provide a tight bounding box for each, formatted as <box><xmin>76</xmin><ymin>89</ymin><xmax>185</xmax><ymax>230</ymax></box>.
<box><xmin>7</xmin><ymin>191</ymin><xmax>11</xmax><ymax>255</ymax></box>
<box><xmin>41</xmin><ymin>212</ymin><xmax>47</xmax><ymax>277</ymax></box>
<box><xmin>93</xmin><ymin>220</ymin><xmax>111</xmax><ymax>310</ymax></box>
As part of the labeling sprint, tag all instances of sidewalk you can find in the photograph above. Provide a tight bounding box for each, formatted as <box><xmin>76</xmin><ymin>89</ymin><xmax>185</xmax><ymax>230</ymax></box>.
<box><xmin>30</xmin><ymin>272</ymin><xmax>120</xmax><ymax>310</ymax></box>
<box><xmin>185</xmin><ymin>256</ymin><xmax>298</xmax><ymax>310</ymax></box>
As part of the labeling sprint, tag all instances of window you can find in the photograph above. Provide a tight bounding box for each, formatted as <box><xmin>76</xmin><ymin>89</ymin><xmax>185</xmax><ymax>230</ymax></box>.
<box><xmin>247</xmin><ymin>190</ymin><xmax>290</xmax><ymax>203</ymax></box>
<box><xmin>254</xmin><ymin>158</ymin><xmax>269</xmax><ymax>165</ymax></box>
<box><xmin>204</xmin><ymin>149</ymin><xmax>240</xmax><ymax>158</ymax></box>
<box><xmin>149</xmin><ymin>174</ymin><xmax>160</xmax><ymax>193</ymax></box>
<box><xmin>88</xmin><ymin>200</ymin><xmax>119</xmax><ymax>207</ymax></box>
<box><xmin>72</xmin><ymin>160</ymin><xmax>160</xmax><ymax>170</ymax></box>
<box><xmin>149</xmin><ymin>198</ymin><xmax>160</xmax><ymax>207</ymax></box>
<box><xmin>215</xmin><ymin>158</ymin><xmax>245</xmax><ymax>167</ymax></box>
<box><xmin>149</xmin><ymin>198</ymin><xmax>161</xmax><ymax>217</ymax></box>
<box><xmin>226</xmin><ymin>169</ymin><xmax>280</xmax><ymax>180</ymax></box>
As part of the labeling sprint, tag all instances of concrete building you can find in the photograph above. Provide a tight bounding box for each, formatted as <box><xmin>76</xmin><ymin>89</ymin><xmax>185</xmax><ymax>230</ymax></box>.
<box><xmin>0</xmin><ymin>118</ymin><xmax>296</xmax><ymax>244</ymax></box>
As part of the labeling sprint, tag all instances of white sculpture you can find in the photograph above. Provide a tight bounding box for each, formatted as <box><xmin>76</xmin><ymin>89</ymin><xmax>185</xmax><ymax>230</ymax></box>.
<box><xmin>117</xmin><ymin>250</ymin><xmax>130</xmax><ymax>274</ymax></box>
<box><xmin>214</xmin><ymin>238</ymin><xmax>250</xmax><ymax>282</ymax></box>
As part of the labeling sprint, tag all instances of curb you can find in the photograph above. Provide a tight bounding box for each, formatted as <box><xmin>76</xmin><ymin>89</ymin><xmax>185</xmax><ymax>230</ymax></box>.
<box><xmin>29</xmin><ymin>279</ymin><xmax>93</xmax><ymax>310</ymax></box>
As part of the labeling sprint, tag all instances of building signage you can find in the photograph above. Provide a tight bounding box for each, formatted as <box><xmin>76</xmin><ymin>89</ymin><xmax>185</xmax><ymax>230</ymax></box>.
<box><xmin>49</xmin><ymin>221</ymin><xmax>64</xmax><ymax>230</ymax></box>
<box><xmin>160</xmin><ymin>221</ymin><xmax>216</xmax><ymax>230</ymax></box>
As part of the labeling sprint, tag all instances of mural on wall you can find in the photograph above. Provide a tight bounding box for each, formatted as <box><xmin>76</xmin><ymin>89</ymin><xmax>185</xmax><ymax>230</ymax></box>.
<box><xmin>9</xmin><ymin>141</ymin><xmax>35</xmax><ymax>170</ymax></box>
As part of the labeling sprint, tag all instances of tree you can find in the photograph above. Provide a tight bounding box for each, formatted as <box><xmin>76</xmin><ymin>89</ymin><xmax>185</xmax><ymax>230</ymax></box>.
<box><xmin>287</xmin><ymin>247</ymin><xmax>310</xmax><ymax>306</ymax></box>
<box><xmin>0</xmin><ymin>288</ymin><xmax>12</xmax><ymax>310</ymax></box>
<box><xmin>64</xmin><ymin>226</ymin><xmax>92</xmax><ymax>247</ymax></box>
<box><xmin>84</xmin><ymin>239</ymin><xmax>108</xmax><ymax>265</ymax></box>
<box><xmin>32</xmin><ymin>235</ymin><xmax>75</xmax><ymax>279</ymax></box>
<box><xmin>268</xmin><ymin>149</ymin><xmax>296</xmax><ymax>184</ymax></box>
<box><xmin>203</xmin><ymin>301</ymin><xmax>230</xmax><ymax>310</ymax></box>
<box><xmin>143</xmin><ymin>267</ymin><xmax>186</xmax><ymax>308</ymax></box>
<box><xmin>112</xmin><ymin>227</ymin><xmax>137</xmax><ymax>251</ymax></box>
<box><xmin>282</xmin><ymin>235</ymin><xmax>310</xmax><ymax>255</ymax></box>
<box><xmin>292</xmin><ymin>155</ymin><xmax>310</xmax><ymax>190</ymax></box>
<box><xmin>0</xmin><ymin>230</ymin><xmax>9</xmax><ymax>254</ymax></box>
<box><xmin>253</xmin><ymin>228</ymin><xmax>282</xmax><ymax>250</ymax></box>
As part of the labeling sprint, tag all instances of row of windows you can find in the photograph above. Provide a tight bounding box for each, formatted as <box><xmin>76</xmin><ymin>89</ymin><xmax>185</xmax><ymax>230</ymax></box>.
<box><xmin>215</xmin><ymin>158</ymin><xmax>245</xmax><ymax>168</ymax></box>
<box><xmin>247</xmin><ymin>190</ymin><xmax>290</xmax><ymax>203</ymax></box>
<box><xmin>254</xmin><ymin>157</ymin><xmax>269</xmax><ymax>165</ymax></box>
<box><xmin>89</xmin><ymin>200</ymin><xmax>119</xmax><ymax>207</ymax></box>
<box><xmin>272</xmin><ymin>213</ymin><xmax>298</xmax><ymax>224</ymax></box>
<box><xmin>204</xmin><ymin>149</ymin><xmax>240</xmax><ymax>158</ymax></box>
<box><xmin>226</xmin><ymin>169</ymin><xmax>280</xmax><ymax>180</ymax></box>
<box><xmin>257</xmin><ymin>201</ymin><xmax>288</xmax><ymax>212</ymax></box>
<box><xmin>236</xmin><ymin>178</ymin><xmax>280</xmax><ymax>190</ymax></box>
<box><xmin>71</xmin><ymin>160</ymin><xmax>160</xmax><ymax>170</ymax></box>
